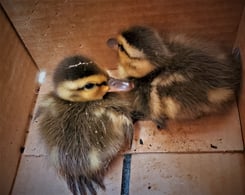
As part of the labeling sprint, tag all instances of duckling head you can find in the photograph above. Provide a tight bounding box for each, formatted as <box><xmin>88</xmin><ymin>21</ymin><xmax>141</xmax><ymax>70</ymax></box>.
<box><xmin>53</xmin><ymin>55</ymin><xmax>110</xmax><ymax>102</ymax></box>
<box><xmin>107</xmin><ymin>26</ymin><xmax>172</xmax><ymax>78</ymax></box>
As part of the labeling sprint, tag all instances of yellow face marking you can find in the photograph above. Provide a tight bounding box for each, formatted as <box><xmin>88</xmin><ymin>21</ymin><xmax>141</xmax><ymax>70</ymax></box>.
<box><xmin>56</xmin><ymin>74</ymin><xmax>109</xmax><ymax>102</ymax></box>
<box><xmin>207</xmin><ymin>88</ymin><xmax>234</xmax><ymax>104</ymax></box>
<box><xmin>116</xmin><ymin>35</ymin><xmax>156</xmax><ymax>78</ymax></box>
<box><xmin>118</xmin><ymin>64</ymin><xmax>129</xmax><ymax>78</ymax></box>
<box><xmin>61</xmin><ymin>74</ymin><xmax>108</xmax><ymax>90</ymax></box>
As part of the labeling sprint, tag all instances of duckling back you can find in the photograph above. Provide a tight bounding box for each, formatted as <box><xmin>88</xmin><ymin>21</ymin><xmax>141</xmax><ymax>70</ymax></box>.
<box><xmin>149</xmin><ymin>37</ymin><xmax>241</xmax><ymax>123</ymax></box>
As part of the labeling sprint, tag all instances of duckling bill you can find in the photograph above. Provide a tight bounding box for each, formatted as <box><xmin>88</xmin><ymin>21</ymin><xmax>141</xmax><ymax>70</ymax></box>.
<box><xmin>38</xmin><ymin>55</ymin><xmax>134</xmax><ymax>195</ymax></box>
<box><xmin>107</xmin><ymin>26</ymin><xmax>241</xmax><ymax>128</ymax></box>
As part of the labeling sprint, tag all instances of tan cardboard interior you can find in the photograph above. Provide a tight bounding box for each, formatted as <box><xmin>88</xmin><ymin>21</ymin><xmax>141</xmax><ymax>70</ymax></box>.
<box><xmin>0</xmin><ymin>1</ymin><xmax>244</xmax><ymax>194</ymax></box>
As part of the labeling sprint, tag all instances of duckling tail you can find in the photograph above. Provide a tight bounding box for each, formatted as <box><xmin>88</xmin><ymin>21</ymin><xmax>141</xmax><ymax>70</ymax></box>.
<box><xmin>65</xmin><ymin>173</ymin><xmax>105</xmax><ymax>195</ymax></box>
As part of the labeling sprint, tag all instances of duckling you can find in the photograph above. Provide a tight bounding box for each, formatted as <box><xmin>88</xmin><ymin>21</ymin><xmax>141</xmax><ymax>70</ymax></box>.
<box><xmin>37</xmin><ymin>55</ymin><xmax>134</xmax><ymax>195</ymax></box>
<box><xmin>107</xmin><ymin>26</ymin><xmax>241</xmax><ymax>128</ymax></box>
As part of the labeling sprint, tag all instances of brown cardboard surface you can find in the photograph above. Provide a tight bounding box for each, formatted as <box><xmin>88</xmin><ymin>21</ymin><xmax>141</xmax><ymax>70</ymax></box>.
<box><xmin>1</xmin><ymin>0</ymin><xmax>244</xmax><ymax>70</ymax></box>
<box><xmin>0</xmin><ymin>7</ymin><xmax>38</xmax><ymax>195</ymax></box>
<box><xmin>235</xmin><ymin>8</ymin><xmax>245</xmax><ymax>147</ymax></box>
<box><xmin>12</xmin><ymin>154</ymin><xmax>124</xmax><ymax>195</ymax></box>
<box><xmin>23</xmin><ymin>76</ymin><xmax>53</xmax><ymax>156</ymax></box>
<box><xmin>129</xmin><ymin>104</ymin><xmax>243</xmax><ymax>153</ymax></box>
<box><xmin>12</xmin><ymin>156</ymin><xmax>71</xmax><ymax>195</ymax></box>
<box><xmin>130</xmin><ymin>153</ymin><xmax>245</xmax><ymax>195</ymax></box>
<box><xmin>1</xmin><ymin>1</ymin><xmax>244</xmax><ymax>194</ymax></box>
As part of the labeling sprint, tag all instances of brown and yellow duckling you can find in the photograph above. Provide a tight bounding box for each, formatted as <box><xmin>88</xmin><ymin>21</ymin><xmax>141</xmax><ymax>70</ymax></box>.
<box><xmin>107</xmin><ymin>26</ymin><xmax>241</xmax><ymax>128</ymax></box>
<box><xmin>38</xmin><ymin>55</ymin><xmax>134</xmax><ymax>195</ymax></box>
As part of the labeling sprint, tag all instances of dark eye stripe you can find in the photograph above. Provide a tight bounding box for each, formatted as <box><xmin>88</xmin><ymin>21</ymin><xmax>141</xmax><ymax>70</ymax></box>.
<box><xmin>118</xmin><ymin>44</ymin><xmax>131</xmax><ymax>58</ymax></box>
<box><xmin>84</xmin><ymin>83</ymin><xmax>95</xmax><ymax>89</ymax></box>
<box><xmin>118</xmin><ymin>43</ymin><xmax>141</xmax><ymax>60</ymax></box>
<box><xmin>97</xmin><ymin>81</ymin><xmax>107</xmax><ymax>86</ymax></box>
<box><xmin>118</xmin><ymin>44</ymin><xmax>126</xmax><ymax>52</ymax></box>
<box><xmin>77</xmin><ymin>81</ymin><xmax>107</xmax><ymax>91</ymax></box>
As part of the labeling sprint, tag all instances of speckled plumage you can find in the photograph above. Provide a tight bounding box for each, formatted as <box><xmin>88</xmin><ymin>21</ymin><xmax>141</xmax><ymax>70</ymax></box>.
<box><xmin>38</xmin><ymin>56</ymin><xmax>133</xmax><ymax>195</ymax></box>
<box><xmin>108</xmin><ymin>26</ymin><xmax>241</xmax><ymax>128</ymax></box>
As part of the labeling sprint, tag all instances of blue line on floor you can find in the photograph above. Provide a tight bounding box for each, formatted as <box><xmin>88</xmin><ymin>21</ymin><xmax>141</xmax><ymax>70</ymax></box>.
<box><xmin>121</xmin><ymin>154</ymin><xmax>132</xmax><ymax>195</ymax></box>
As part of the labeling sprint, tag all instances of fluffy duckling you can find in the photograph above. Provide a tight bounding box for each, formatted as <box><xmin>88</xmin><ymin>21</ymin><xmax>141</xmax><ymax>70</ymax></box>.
<box><xmin>107</xmin><ymin>26</ymin><xmax>241</xmax><ymax>128</ymax></box>
<box><xmin>38</xmin><ymin>55</ymin><xmax>133</xmax><ymax>195</ymax></box>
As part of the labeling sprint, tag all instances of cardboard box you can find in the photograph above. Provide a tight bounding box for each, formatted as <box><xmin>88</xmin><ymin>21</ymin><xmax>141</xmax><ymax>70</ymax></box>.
<box><xmin>0</xmin><ymin>1</ymin><xmax>244</xmax><ymax>194</ymax></box>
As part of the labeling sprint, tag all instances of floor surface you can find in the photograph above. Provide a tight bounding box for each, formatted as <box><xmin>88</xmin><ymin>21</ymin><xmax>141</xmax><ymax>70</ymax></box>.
<box><xmin>12</xmin><ymin>75</ymin><xmax>245</xmax><ymax>195</ymax></box>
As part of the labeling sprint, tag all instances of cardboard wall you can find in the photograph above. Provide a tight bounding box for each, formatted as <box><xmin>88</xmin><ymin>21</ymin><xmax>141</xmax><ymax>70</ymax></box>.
<box><xmin>235</xmin><ymin>8</ymin><xmax>245</xmax><ymax>144</ymax></box>
<box><xmin>0</xmin><ymin>1</ymin><xmax>244</xmax><ymax>194</ymax></box>
<box><xmin>0</xmin><ymin>6</ymin><xmax>38</xmax><ymax>195</ymax></box>
<box><xmin>1</xmin><ymin>0</ymin><xmax>244</xmax><ymax>71</ymax></box>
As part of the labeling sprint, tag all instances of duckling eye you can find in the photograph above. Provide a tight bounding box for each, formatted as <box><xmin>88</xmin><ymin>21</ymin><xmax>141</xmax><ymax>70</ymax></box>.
<box><xmin>98</xmin><ymin>81</ymin><xmax>107</xmax><ymax>86</ymax></box>
<box><xmin>84</xmin><ymin>83</ymin><xmax>95</xmax><ymax>89</ymax></box>
<box><xmin>77</xmin><ymin>83</ymin><xmax>96</xmax><ymax>90</ymax></box>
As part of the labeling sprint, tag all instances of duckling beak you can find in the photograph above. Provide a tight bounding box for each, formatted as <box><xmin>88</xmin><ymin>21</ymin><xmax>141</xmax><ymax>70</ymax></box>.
<box><xmin>107</xmin><ymin>38</ymin><xmax>119</xmax><ymax>50</ymax></box>
<box><xmin>108</xmin><ymin>77</ymin><xmax>134</xmax><ymax>92</ymax></box>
